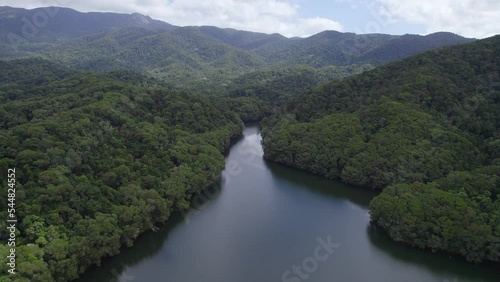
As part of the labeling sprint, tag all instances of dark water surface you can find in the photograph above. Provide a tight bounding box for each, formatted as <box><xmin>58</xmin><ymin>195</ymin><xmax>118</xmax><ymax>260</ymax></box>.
<box><xmin>78</xmin><ymin>124</ymin><xmax>499</xmax><ymax>282</ymax></box>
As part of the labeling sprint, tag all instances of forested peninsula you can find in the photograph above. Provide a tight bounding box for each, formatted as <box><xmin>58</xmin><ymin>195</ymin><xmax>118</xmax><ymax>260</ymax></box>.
<box><xmin>261</xmin><ymin>36</ymin><xmax>500</xmax><ymax>263</ymax></box>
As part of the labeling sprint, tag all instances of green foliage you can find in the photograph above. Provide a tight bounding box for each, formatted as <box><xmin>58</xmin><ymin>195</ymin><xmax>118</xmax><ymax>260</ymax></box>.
<box><xmin>227</xmin><ymin>64</ymin><xmax>373</xmax><ymax>105</ymax></box>
<box><xmin>263</xmin><ymin>36</ymin><xmax>499</xmax><ymax>185</ymax></box>
<box><xmin>223</xmin><ymin>96</ymin><xmax>272</xmax><ymax>122</ymax></box>
<box><xmin>253</xmin><ymin>31</ymin><xmax>474</xmax><ymax>67</ymax></box>
<box><xmin>0</xmin><ymin>59</ymin><xmax>243</xmax><ymax>281</ymax></box>
<box><xmin>263</xmin><ymin>113</ymin><xmax>365</xmax><ymax>178</ymax></box>
<box><xmin>0</xmin><ymin>244</ymin><xmax>54</xmax><ymax>282</ymax></box>
<box><xmin>1</xmin><ymin>7</ymin><xmax>474</xmax><ymax>96</ymax></box>
<box><xmin>6</xmin><ymin>26</ymin><xmax>267</xmax><ymax>94</ymax></box>
<box><xmin>264</xmin><ymin>97</ymin><xmax>483</xmax><ymax>188</ymax></box>
<box><xmin>369</xmin><ymin>166</ymin><xmax>500</xmax><ymax>263</ymax></box>
<box><xmin>262</xmin><ymin>36</ymin><xmax>500</xmax><ymax>263</ymax></box>
<box><xmin>0</xmin><ymin>6</ymin><xmax>493</xmax><ymax>275</ymax></box>
<box><xmin>0</xmin><ymin>6</ymin><xmax>174</xmax><ymax>44</ymax></box>
<box><xmin>342</xmin><ymin>98</ymin><xmax>481</xmax><ymax>188</ymax></box>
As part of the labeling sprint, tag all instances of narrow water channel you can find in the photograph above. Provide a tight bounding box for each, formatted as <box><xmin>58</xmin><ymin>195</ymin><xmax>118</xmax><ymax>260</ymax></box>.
<box><xmin>77</xmin><ymin>124</ymin><xmax>499</xmax><ymax>282</ymax></box>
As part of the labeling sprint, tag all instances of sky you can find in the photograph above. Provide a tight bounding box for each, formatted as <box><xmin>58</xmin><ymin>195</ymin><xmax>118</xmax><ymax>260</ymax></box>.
<box><xmin>1</xmin><ymin>0</ymin><xmax>499</xmax><ymax>38</ymax></box>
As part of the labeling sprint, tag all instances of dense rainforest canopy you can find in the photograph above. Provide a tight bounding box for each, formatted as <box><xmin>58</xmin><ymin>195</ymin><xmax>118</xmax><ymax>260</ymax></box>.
<box><xmin>0</xmin><ymin>59</ymin><xmax>243</xmax><ymax>281</ymax></box>
<box><xmin>261</xmin><ymin>36</ymin><xmax>500</xmax><ymax>264</ymax></box>
<box><xmin>0</xmin><ymin>6</ymin><xmax>498</xmax><ymax>281</ymax></box>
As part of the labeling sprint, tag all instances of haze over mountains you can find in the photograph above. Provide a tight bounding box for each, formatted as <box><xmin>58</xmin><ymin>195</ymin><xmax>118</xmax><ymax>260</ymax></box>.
<box><xmin>1</xmin><ymin>6</ymin><xmax>475</xmax><ymax>93</ymax></box>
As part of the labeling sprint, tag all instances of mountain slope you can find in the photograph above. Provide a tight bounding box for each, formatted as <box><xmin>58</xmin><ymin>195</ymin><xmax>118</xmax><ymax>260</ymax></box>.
<box><xmin>261</xmin><ymin>35</ymin><xmax>500</xmax><ymax>263</ymax></box>
<box><xmin>0</xmin><ymin>6</ymin><xmax>476</xmax><ymax>95</ymax></box>
<box><xmin>0</xmin><ymin>59</ymin><xmax>243</xmax><ymax>282</ymax></box>
<box><xmin>227</xmin><ymin>64</ymin><xmax>374</xmax><ymax>104</ymax></box>
<box><xmin>0</xmin><ymin>6</ymin><xmax>174</xmax><ymax>44</ymax></box>
<box><xmin>17</xmin><ymin>26</ymin><xmax>265</xmax><ymax>91</ymax></box>
<box><xmin>357</xmin><ymin>32</ymin><xmax>477</xmax><ymax>64</ymax></box>
<box><xmin>257</xmin><ymin>30</ymin><xmax>475</xmax><ymax>67</ymax></box>
<box><xmin>262</xmin><ymin>35</ymin><xmax>499</xmax><ymax>187</ymax></box>
<box><xmin>197</xmin><ymin>25</ymin><xmax>289</xmax><ymax>50</ymax></box>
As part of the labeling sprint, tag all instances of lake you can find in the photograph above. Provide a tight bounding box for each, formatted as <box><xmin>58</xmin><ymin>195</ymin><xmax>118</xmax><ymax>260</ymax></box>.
<box><xmin>77</xmin><ymin>124</ymin><xmax>499</xmax><ymax>282</ymax></box>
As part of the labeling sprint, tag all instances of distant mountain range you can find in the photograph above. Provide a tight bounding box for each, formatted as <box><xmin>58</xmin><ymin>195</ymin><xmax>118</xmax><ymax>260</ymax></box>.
<box><xmin>0</xmin><ymin>6</ymin><xmax>174</xmax><ymax>41</ymax></box>
<box><xmin>0</xmin><ymin>6</ymin><xmax>477</xmax><ymax>92</ymax></box>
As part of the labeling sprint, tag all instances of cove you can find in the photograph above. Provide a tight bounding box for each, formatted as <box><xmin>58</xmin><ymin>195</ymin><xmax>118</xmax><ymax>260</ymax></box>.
<box><xmin>77</xmin><ymin>124</ymin><xmax>499</xmax><ymax>282</ymax></box>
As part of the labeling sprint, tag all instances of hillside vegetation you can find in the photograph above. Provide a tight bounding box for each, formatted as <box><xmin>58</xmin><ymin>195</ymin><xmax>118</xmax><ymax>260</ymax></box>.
<box><xmin>0</xmin><ymin>59</ymin><xmax>242</xmax><ymax>281</ymax></box>
<box><xmin>0</xmin><ymin>6</ymin><xmax>495</xmax><ymax>278</ymax></box>
<box><xmin>261</xmin><ymin>36</ymin><xmax>500</xmax><ymax>263</ymax></box>
<box><xmin>1</xmin><ymin>7</ymin><xmax>474</xmax><ymax>96</ymax></box>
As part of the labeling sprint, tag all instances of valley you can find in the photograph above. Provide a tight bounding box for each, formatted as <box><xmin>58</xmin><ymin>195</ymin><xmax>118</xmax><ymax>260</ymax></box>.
<box><xmin>0</xmin><ymin>5</ymin><xmax>498</xmax><ymax>282</ymax></box>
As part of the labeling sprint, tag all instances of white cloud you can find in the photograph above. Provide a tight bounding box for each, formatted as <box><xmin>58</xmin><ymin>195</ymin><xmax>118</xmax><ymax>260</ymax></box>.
<box><xmin>370</xmin><ymin>0</ymin><xmax>499</xmax><ymax>38</ymax></box>
<box><xmin>1</xmin><ymin>0</ymin><xmax>343</xmax><ymax>37</ymax></box>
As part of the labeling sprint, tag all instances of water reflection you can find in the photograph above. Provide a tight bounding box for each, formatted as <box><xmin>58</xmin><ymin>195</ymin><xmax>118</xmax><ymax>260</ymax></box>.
<box><xmin>76</xmin><ymin>125</ymin><xmax>500</xmax><ymax>282</ymax></box>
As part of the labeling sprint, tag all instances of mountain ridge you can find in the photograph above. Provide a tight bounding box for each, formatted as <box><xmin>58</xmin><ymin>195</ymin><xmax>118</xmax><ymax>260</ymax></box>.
<box><xmin>0</xmin><ymin>6</ymin><xmax>478</xmax><ymax>95</ymax></box>
<box><xmin>0</xmin><ymin>6</ymin><xmax>175</xmax><ymax>43</ymax></box>
<box><xmin>260</xmin><ymin>35</ymin><xmax>500</xmax><ymax>264</ymax></box>
<box><xmin>0</xmin><ymin>6</ymin><xmax>477</xmax><ymax>42</ymax></box>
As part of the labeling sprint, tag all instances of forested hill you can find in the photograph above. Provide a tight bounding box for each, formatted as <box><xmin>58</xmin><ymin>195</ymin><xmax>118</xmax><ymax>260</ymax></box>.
<box><xmin>251</xmin><ymin>31</ymin><xmax>475</xmax><ymax>67</ymax></box>
<box><xmin>261</xmin><ymin>36</ymin><xmax>500</xmax><ymax>264</ymax></box>
<box><xmin>1</xmin><ymin>6</ymin><xmax>474</xmax><ymax>94</ymax></box>
<box><xmin>0</xmin><ymin>58</ymin><xmax>243</xmax><ymax>282</ymax></box>
<box><xmin>0</xmin><ymin>6</ymin><xmax>174</xmax><ymax>42</ymax></box>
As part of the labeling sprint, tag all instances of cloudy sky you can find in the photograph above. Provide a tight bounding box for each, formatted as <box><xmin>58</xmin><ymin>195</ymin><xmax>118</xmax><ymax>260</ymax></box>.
<box><xmin>2</xmin><ymin>0</ymin><xmax>499</xmax><ymax>38</ymax></box>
